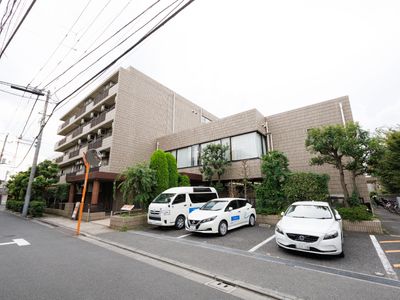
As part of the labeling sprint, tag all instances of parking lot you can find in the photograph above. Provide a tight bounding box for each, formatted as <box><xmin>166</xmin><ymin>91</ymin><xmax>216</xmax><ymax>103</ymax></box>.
<box><xmin>139</xmin><ymin>222</ymin><xmax>400</xmax><ymax>280</ymax></box>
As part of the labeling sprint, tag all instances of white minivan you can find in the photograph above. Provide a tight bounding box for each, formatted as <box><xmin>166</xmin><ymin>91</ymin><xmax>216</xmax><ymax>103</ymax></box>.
<box><xmin>147</xmin><ymin>187</ymin><xmax>218</xmax><ymax>229</ymax></box>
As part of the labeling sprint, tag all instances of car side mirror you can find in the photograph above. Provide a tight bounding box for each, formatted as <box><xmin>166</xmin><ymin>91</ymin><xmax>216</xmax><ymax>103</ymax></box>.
<box><xmin>280</xmin><ymin>212</ymin><xmax>284</xmax><ymax>217</ymax></box>
<box><xmin>228</xmin><ymin>207</ymin><xmax>233</xmax><ymax>211</ymax></box>
<box><xmin>335</xmin><ymin>214</ymin><xmax>341</xmax><ymax>220</ymax></box>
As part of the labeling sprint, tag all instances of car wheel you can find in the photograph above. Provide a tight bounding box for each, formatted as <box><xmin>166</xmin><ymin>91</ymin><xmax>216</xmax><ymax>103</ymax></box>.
<box><xmin>175</xmin><ymin>215</ymin><xmax>185</xmax><ymax>230</ymax></box>
<box><xmin>249</xmin><ymin>214</ymin><xmax>256</xmax><ymax>227</ymax></box>
<box><xmin>218</xmin><ymin>221</ymin><xmax>228</xmax><ymax>236</ymax></box>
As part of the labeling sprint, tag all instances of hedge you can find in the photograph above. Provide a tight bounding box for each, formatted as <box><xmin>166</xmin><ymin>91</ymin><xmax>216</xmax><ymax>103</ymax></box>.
<box><xmin>337</xmin><ymin>205</ymin><xmax>373</xmax><ymax>222</ymax></box>
<box><xmin>6</xmin><ymin>200</ymin><xmax>45</xmax><ymax>217</ymax></box>
<box><xmin>165</xmin><ymin>152</ymin><xmax>178</xmax><ymax>188</ymax></box>
<box><xmin>283</xmin><ymin>172</ymin><xmax>330</xmax><ymax>202</ymax></box>
<box><xmin>178</xmin><ymin>174</ymin><xmax>190</xmax><ymax>187</ymax></box>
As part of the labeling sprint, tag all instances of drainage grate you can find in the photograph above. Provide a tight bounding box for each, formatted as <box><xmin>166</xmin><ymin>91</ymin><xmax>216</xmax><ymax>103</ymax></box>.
<box><xmin>205</xmin><ymin>280</ymin><xmax>236</xmax><ymax>293</ymax></box>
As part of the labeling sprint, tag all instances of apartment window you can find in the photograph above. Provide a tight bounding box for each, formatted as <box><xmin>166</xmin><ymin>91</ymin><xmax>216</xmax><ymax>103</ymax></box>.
<box><xmin>191</xmin><ymin>145</ymin><xmax>199</xmax><ymax>166</ymax></box>
<box><xmin>177</xmin><ymin>147</ymin><xmax>191</xmax><ymax>168</ymax></box>
<box><xmin>221</xmin><ymin>138</ymin><xmax>231</xmax><ymax>160</ymax></box>
<box><xmin>231</xmin><ymin>132</ymin><xmax>263</xmax><ymax>160</ymax></box>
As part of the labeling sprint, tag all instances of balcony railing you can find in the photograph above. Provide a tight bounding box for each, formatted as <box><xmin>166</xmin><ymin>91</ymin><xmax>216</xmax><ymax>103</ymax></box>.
<box><xmin>58</xmin><ymin>137</ymin><xmax>67</xmax><ymax>146</ymax></box>
<box><xmin>60</xmin><ymin>120</ymin><xmax>70</xmax><ymax>130</ymax></box>
<box><xmin>69</xmin><ymin>149</ymin><xmax>80</xmax><ymax>159</ymax></box>
<box><xmin>55</xmin><ymin>156</ymin><xmax>63</xmax><ymax>163</ymax></box>
<box><xmin>88</xmin><ymin>138</ymin><xmax>102</xmax><ymax>150</ymax></box>
<box><xmin>72</xmin><ymin>126</ymin><xmax>83</xmax><ymax>138</ymax></box>
<box><xmin>91</xmin><ymin>111</ymin><xmax>106</xmax><ymax>128</ymax></box>
<box><xmin>93</xmin><ymin>89</ymin><xmax>109</xmax><ymax>105</ymax></box>
<box><xmin>74</xmin><ymin>106</ymin><xmax>85</xmax><ymax>118</ymax></box>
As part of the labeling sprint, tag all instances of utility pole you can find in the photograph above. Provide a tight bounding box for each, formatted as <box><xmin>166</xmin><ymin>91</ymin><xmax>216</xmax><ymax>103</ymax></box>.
<box><xmin>0</xmin><ymin>133</ymin><xmax>9</xmax><ymax>163</ymax></box>
<box><xmin>21</xmin><ymin>90</ymin><xmax>49</xmax><ymax>217</ymax></box>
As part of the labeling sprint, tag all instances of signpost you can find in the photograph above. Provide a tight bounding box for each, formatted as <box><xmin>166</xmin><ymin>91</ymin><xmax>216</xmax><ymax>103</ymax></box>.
<box><xmin>76</xmin><ymin>149</ymin><xmax>101</xmax><ymax>235</ymax></box>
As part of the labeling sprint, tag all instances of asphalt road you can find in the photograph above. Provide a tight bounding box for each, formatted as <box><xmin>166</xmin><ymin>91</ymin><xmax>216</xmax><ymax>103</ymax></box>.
<box><xmin>0</xmin><ymin>211</ymin><xmax>237</xmax><ymax>300</ymax></box>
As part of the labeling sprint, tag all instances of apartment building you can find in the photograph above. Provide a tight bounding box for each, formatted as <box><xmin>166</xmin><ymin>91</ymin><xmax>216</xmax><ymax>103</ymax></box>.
<box><xmin>54</xmin><ymin>66</ymin><xmax>369</xmax><ymax>215</ymax></box>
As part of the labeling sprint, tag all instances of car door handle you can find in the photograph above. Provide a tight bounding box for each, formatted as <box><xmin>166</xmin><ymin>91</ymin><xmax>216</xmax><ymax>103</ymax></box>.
<box><xmin>184</xmin><ymin>205</ymin><xmax>187</xmax><ymax>207</ymax></box>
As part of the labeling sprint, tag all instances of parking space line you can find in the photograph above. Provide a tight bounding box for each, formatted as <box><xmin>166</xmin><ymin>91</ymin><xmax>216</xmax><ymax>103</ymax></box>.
<box><xmin>380</xmin><ymin>240</ymin><xmax>400</xmax><ymax>244</ymax></box>
<box><xmin>370</xmin><ymin>235</ymin><xmax>398</xmax><ymax>280</ymax></box>
<box><xmin>177</xmin><ymin>233</ymin><xmax>192</xmax><ymax>239</ymax></box>
<box><xmin>385</xmin><ymin>250</ymin><xmax>400</xmax><ymax>253</ymax></box>
<box><xmin>248</xmin><ymin>235</ymin><xmax>275</xmax><ymax>252</ymax></box>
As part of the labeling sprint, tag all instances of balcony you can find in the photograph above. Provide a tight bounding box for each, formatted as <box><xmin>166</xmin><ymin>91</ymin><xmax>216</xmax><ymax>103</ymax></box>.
<box><xmin>91</xmin><ymin>111</ymin><xmax>106</xmax><ymax>128</ymax></box>
<box><xmin>55</xmin><ymin>156</ymin><xmax>63</xmax><ymax>163</ymax></box>
<box><xmin>74</xmin><ymin>106</ymin><xmax>86</xmax><ymax>119</ymax></box>
<box><xmin>88</xmin><ymin>139</ymin><xmax>102</xmax><ymax>150</ymax></box>
<box><xmin>69</xmin><ymin>149</ymin><xmax>80</xmax><ymax>159</ymax></box>
<box><xmin>72</xmin><ymin>126</ymin><xmax>83</xmax><ymax>138</ymax></box>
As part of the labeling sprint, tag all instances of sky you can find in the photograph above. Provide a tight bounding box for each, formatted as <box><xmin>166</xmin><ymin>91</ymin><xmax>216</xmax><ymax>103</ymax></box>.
<box><xmin>0</xmin><ymin>0</ymin><xmax>399</xmax><ymax>180</ymax></box>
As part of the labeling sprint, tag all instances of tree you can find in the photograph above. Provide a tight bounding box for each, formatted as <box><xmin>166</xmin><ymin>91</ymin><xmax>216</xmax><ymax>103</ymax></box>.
<box><xmin>178</xmin><ymin>174</ymin><xmax>190</xmax><ymax>186</ymax></box>
<box><xmin>199</xmin><ymin>143</ymin><xmax>230</xmax><ymax>184</ymax></box>
<box><xmin>255</xmin><ymin>151</ymin><xmax>290</xmax><ymax>211</ymax></box>
<box><xmin>149</xmin><ymin>150</ymin><xmax>169</xmax><ymax>196</ymax></box>
<box><xmin>6</xmin><ymin>160</ymin><xmax>59</xmax><ymax>201</ymax></box>
<box><xmin>165</xmin><ymin>152</ymin><xmax>178</xmax><ymax>188</ymax></box>
<box><xmin>372</xmin><ymin>129</ymin><xmax>400</xmax><ymax>193</ymax></box>
<box><xmin>306</xmin><ymin>125</ymin><xmax>351</xmax><ymax>207</ymax></box>
<box><xmin>283</xmin><ymin>172</ymin><xmax>330</xmax><ymax>202</ymax></box>
<box><xmin>341</xmin><ymin>123</ymin><xmax>383</xmax><ymax>196</ymax></box>
<box><xmin>117</xmin><ymin>163</ymin><xmax>157</xmax><ymax>208</ymax></box>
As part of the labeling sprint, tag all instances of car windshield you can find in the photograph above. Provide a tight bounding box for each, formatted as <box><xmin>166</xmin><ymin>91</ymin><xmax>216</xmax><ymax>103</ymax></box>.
<box><xmin>201</xmin><ymin>200</ymin><xmax>228</xmax><ymax>211</ymax></box>
<box><xmin>152</xmin><ymin>193</ymin><xmax>175</xmax><ymax>204</ymax></box>
<box><xmin>285</xmin><ymin>204</ymin><xmax>332</xmax><ymax>219</ymax></box>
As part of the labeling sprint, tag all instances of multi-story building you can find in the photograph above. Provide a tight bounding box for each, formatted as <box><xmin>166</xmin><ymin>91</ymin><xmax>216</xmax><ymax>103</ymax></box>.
<box><xmin>54</xmin><ymin>66</ymin><xmax>368</xmax><ymax>215</ymax></box>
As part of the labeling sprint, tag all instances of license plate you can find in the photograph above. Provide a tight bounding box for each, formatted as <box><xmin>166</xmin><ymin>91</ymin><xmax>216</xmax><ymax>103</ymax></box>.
<box><xmin>297</xmin><ymin>243</ymin><xmax>309</xmax><ymax>250</ymax></box>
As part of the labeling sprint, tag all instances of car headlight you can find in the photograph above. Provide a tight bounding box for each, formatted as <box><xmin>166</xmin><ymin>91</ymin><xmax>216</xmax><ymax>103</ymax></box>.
<box><xmin>275</xmin><ymin>225</ymin><xmax>284</xmax><ymax>235</ymax></box>
<box><xmin>200</xmin><ymin>216</ymin><xmax>217</xmax><ymax>223</ymax></box>
<box><xmin>162</xmin><ymin>209</ymin><xmax>171</xmax><ymax>216</ymax></box>
<box><xmin>324</xmin><ymin>231</ymin><xmax>339</xmax><ymax>240</ymax></box>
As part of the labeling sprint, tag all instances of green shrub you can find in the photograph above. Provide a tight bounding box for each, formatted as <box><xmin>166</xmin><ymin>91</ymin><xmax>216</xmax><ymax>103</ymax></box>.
<box><xmin>149</xmin><ymin>150</ymin><xmax>169</xmax><ymax>195</ymax></box>
<box><xmin>283</xmin><ymin>172</ymin><xmax>329</xmax><ymax>202</ymax></box>
<box><xmin>165</xmin><ymin>153</ymin><xmax>178</xmax><ymax>188</ymax></box>
<box><xmin>256</xmin><ymin>206</ymin><xmax>284</xmax><ymax>215</ymax></box>
<box><xmin>6</xmin><ymin>200</ymin><xmax>24</xmax><ymax>212</ymax></box>
<box><xmin>337</xmin><ymin>205</ymin><xmax>373</xmax><ymax>222</ymax></box>
<box><xmin>29</xmin><ymin>201</ymin><xmax>45</xmax><ymax>217</ymax></box>
<box><xmin>178</xmin><ymin>174</ymin><xmax>190</xmax><ymax>187</ymax></box>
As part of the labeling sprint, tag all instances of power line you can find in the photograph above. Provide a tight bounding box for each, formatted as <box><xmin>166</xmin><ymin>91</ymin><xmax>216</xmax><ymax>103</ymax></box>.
<box><xmin>18</xmin><ymin>94</ymin><xmax>38</xmax><ymax>138</ymax></box>
<box><xmin>43</xmin><ymin>0</ymin><xmax>161</xmax><ymax>89</ymax></box>
<box><xmin>53</xmin><ymin>0</ymin><xmax>178</xmax><ymax>95</ymax></box>
<box><xmin>0</xmin><ymin>0</ymin><xmax>23</xmax><ymax>50</ymax></box>
<box><xmin>28</xmin><ymin>0</ymin><xmax>93</xmax><ymax>86</ymax></box>
<box><xmin>15</xmin><ymin>0</ymin><xmax>195</xmax><ymax>169</ymax></box>
<box><xmin>0</xmin><ymin>0</ymin><xmax>37</xmax><ymax>59</ymax></box>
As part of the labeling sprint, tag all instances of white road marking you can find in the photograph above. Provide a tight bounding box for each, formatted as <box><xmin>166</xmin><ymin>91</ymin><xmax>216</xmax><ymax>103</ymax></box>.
<box><xmin>0</xmin><ymin>238</ymin><xmax>30</xmax><ymax>247</ymax></box>
<box><xmin>248</xmin><ymin>235</ymin><xmax>275</xmax><ymax>252</ymax></box>
<box><xmin>177</xmin><ymin>233</ymin><xmax>192</xmax><ymax>239</ymax></box>
<box><xmin>370</xmin><ymin>235</ymin><xmax>398</xmax><ymax>280</ymax></box>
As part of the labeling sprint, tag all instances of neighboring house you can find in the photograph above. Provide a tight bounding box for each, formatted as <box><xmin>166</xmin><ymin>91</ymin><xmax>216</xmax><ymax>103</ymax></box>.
<box><xmin>54</xmin><ymin>66</ymin><xmax>369</xmax><ymax>214</ymax></box>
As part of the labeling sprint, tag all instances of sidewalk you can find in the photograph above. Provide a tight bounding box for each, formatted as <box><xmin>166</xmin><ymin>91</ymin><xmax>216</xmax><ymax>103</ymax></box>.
<box><xmin>374</xmin><ymin>207</ymin><xmax>400</xmax><ymax>235</ymax></box>
<box><xmin>39</xmin><ymin>214</ymin><xmax>113</xmax><ymax>235</ymax></box>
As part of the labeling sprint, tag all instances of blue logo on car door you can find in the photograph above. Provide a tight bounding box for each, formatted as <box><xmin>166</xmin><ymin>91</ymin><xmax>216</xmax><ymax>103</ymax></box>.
<box><xmin>231</xmin><ymin>215</ymin><xmax>240</xmax><ymax>221</ymax></box>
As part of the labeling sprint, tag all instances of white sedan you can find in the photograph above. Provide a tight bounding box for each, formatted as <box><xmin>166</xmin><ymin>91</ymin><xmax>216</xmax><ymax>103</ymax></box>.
<box><xmin>275</xmin><ymin>201</ymin><xmax>344</xmax><ymax>256</ymax></box>
<box><xmin>186</xmin><ymin>198</ymin><xmax>256</xmax><ymax>236</ymax></box>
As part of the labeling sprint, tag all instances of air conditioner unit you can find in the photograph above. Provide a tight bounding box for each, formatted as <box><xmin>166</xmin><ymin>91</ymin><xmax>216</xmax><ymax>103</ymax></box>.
<box><xmin>87</xmin><ymin>134</ymin><xmax>93</xmax><ymax>141</ymax></box>
<box><xmin>100</xmin><ymin>105</ymin><xmax>106</xmax><ymax>112</ymax></box>
<box><xmin>77</xmin><ymin>139</ymin><xmax>82</xmax><ymax>145</ymax></box>
<box><xmin>90</xmin><ymin>112</ymin><xmax>95</xmax><ymax>118</ymax></box>
<box><xmin>81</xmin><ymin>119</ymin><xmax>85</xmax><ymax>124</ymax></box>
<box><xmin>97</xmin><ymin>128</ymin><xmax>104</xmax><ymax>136</ymax></box>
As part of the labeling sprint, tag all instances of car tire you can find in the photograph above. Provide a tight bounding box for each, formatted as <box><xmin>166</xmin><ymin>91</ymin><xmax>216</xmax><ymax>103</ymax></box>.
<box><xmin>249</xmin><ymin>214</ymin><xmax>256</xmax><ymax>227</ymax></box>
<box><xmin>175</xmin><ymin>215</ymin><xmax>185</xmax><ymax>230</ymax></box>
<box><xmin>218</xmin><ymin>221</ymin><xmax>228</xmax><ymax>236</ymax></box>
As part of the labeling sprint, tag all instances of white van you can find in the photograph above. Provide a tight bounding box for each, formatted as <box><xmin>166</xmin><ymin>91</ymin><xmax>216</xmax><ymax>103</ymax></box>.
<box><xmin>147</xmin><ymin>187</ymin><xmax>219</xmax><ymax>229</ymax></box>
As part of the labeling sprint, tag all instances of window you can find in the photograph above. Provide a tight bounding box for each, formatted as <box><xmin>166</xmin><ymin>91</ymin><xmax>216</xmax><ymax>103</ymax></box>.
<box><xmin>177</xmin><ymin>147</ymin><xmax>191</xmax><ymax>168</ymax></box>
<box><xmin>189</xmin><ymin>193</ymin><xmax>218</xmax><ymax>203</ymax></box>
<box><xmin>231</xmin><ymin>132</ymin><xmax>264</xmax><ymax>160</ymax></box>
<box><xmin>285</xmin><ymin>205</ymin><xmax>332</xmax><ymax>219</ymax></box>
<box><xmin>221</xmin><ymin>138</ymin><xmax>231</xmax><ymax>160</ymax></box>
<box><xmin>173</xmin><ymin>194</ymin><xmax>186</xmax><ymax>204</ymax></box>
<box><xmin>237</xmin><ymin>200</ymin><xmax>247</xmax><ymax>208</ymax></box>
<box><xmin>226</xmin><ymin>200</ymin><xmax>239</xmax><ymax>211</ymax></box>
<box><xmin>191</xmin><ymin>145</ymin><xmax>199</xmax><ymax>166</ymax></box>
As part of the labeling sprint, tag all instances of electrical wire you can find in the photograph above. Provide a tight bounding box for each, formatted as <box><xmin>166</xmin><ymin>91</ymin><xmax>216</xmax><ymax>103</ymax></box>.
<box><xmin>37</xmin><ymin>0</ymin><xmax>111</xmax><ymax>87</ymax></box>
<box><xmin>0</xmin><ymin>0</ymin><xmax>37</xmax><ymax>59</ymax></box>
<box><xmin>0</xmin><ymin>0</ymin><xmax>23</xmax><ymax>50</ymax></box>
<box><xmin>18</xmin><ymin>94</ymin><xmax>38</xmax><ymax>138</ymax></box>
<box><xmin>43</xmin><ymin>0</ymin><xmax>160</xmax><ymax>89</ymax></box>
<box><xmin>53</xmin><ymin>0</ymin><xmax>179</xmax><ymax>95</ymax></box>
<box><xmin>0</xmin><ymin>0</ymin><xmax>17</xmax><ymax>34</ymax></box>
<box><xmin>28</xmin><ymin>0</ymin><xmax>93</xmax><ymax>86</ymax></box>
<box><xmin>15</xmin><ymin>0</ymin><xmax>195</xmax><ymax>169</ymax></box>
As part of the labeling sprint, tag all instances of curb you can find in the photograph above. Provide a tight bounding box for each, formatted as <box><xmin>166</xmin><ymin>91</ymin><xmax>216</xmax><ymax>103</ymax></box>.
<box><xmin>34</xmin><ymin>218</ymin><xmax>301</xmax><ymax>300</ymax></box>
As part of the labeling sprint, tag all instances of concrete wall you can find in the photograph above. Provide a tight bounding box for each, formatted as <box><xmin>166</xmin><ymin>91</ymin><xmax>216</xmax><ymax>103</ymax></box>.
<box><xmin>267</xmin><ymin>96</ymin><xmax>369</xmax><ymax>201</ymax></box>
